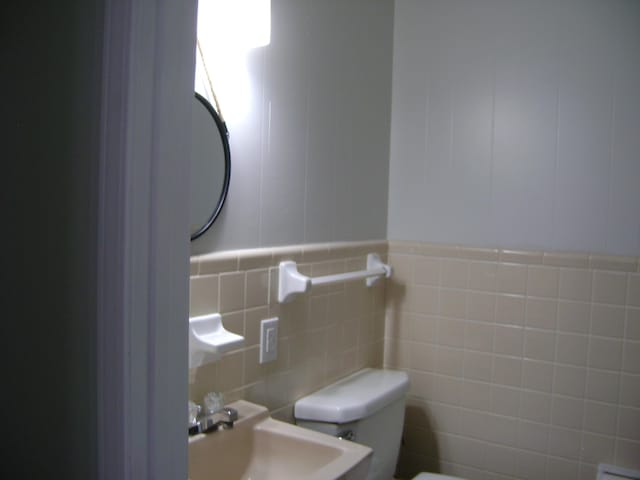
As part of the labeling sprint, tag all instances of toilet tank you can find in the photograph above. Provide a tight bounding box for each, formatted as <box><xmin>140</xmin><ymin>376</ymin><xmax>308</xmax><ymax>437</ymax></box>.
<box><xmin>294</xmin><ymin>368</ymin><xmax>409</xmax><ymax>480</ymax></box>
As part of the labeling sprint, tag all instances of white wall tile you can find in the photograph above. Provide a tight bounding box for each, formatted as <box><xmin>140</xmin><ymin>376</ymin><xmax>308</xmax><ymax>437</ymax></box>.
<box><xmin>193</xmin><ymin>0</ymin><xmax>392</xmax><ymax>254</ymax></box>
<box><xmin>389</xmin><ymin>0</ymin><xmax>640</xmax><ymax>257</ymax></box>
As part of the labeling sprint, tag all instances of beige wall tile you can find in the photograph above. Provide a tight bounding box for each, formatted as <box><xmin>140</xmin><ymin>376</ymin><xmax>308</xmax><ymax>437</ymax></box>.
<box><xmin>553</xmin><ymin>365</ymin><xmax>586</xmax><ymax>398</ymax></box>
<box><xmin>464</xmin><ymin>322</ymin><xmax>494</xmax><ymax>352</ymax></box>
<box><xmin>584</xmin><ymin>401</ymin><xmax>618</xmax><ymax>436</ymax></box>
<box><xmin>551</xmin><ymin>396</ymin><xmax>584</xmax><ymax>429</ymax></box>
<box><xmin>414</xmin><ymin>256</ymin><xmax>441</xmax><ymax>286</ymax></box>
<box><xmin>620</xmin><ymin>374</ymin><xmax>640</xmax><ymax>407</ymax></box>
<box><xmin>591</xmin><ymin>304</ymin><xmax>626</xmax><ymax>338</ymax></box>
<box><xmin>593</xmin><ymin>271</ymin><xmax>628</xmax><ymax>305</ymax></box>
<box><xmin>192</xmin><ymin>240</ymin><xmax>639</xmax><ymax>479</ymax></box>
<box><xmin>547</xmin><ymin>457</ymin><xmax>579</xmax><ymax>478</ymax></box>
<box><xmin>517</xmin><ymin>450</ymin><xmax>547</xmax><ymax>480</ymax></box>
<box><xmin>494</xmin><ymin>325</ymin><xmax>524</xmax><ymax>357</ymax></box>
<box><xmin>410</xmin><ymin>342</ymin><xmax>437</xmax><ymax>371</ymax></box>
<box><xmin>628</xmin><ymin>274</ymin><xmax>640</xmax><ymax>307</ymax></box>
<box><xmin>500</xmin><ymin>249</ymin><xmax>543</xmax><ymax>265</ymax></box>
<box><xmin>527</xmin><ymin>265</ymin><xmax>559</xmax><ymax>298</ymax></box>
<box><xmin>520</xmin><ymin>391</ymin><xmax>551</xmax><ymax>423</ymax></box>
<box><xmin>522</xmin><ymin>359</ymin><xmax>554</xmax><ymax>393</ymax></box>
<box><xmin>524</xmin><ymin>329</ymin><xmax>556</xmax><ymax>362</ymax></box>
<box><xmin>457</xmin><ymin>246</ymin><xmax>499</xmax><ymax>261</ymax></box>
<box><xmin>435</xmin><ymin>346</ymin><xmax>464</xmax><ymax>376</ymax></box>
<box><xmin>189</xmin><ymin>274</ymin><xmax>219</xmax><ymax>316</ymax></box>
<box><xmin>384</xmin><ymin>339</ymin><xmax>409</xmax><ymax>369</ymax></box>
<box><xmin>406</xmin><ymin>285</ymin><xmax>439</xmax><ymax>314</ymax></box>
<box><xmin>466</xmin><ymin>291</ymin><xmax>496</xmax><ymax>322</ymax></box>
<box><xmin>543</xmin><ymin>251</ymin><xmax>590</xmax><ymax>269</ymax></box>
<box><xmin>615</xmin><ymin>439</ymin><xmax>640</xmax><ymax>469</ymax></box>
<box><xmin>245</xmin><ymin>268</ymin><xmax>269</xmax><ymax>308</ymax></box>
<box><xmin>219</xmin><ymin>271</ymin><xmax>245</xmax><ymax>313</ymax></box>
<box><xmin>388</xmin><ymin>253</ymin><xmax>414</xmax><ymax>284</ymax></box>
<box><xmin>493</xmin><ymin>355</ymin><xmax>522</xmax><ymax>387</ymax></box>
<box><xmin>437</xmin><ymin>317</ymin><xmax>465</xmax><ymax>348</ymax></box>
<box><xmin>409</xmin><ymin>314</ymin><xmax>438</xmax><ymax>343</ymax></box>
<box><xmin>463</xmin><ymin>350</ymin><xmax>493</xmax><ymax>382</ymax></box>
<box><xmin>484</xmin><ymin>444</ymin><xmax>518</xmax><ymax>476</ymax></box>
<box><xmin>559</xmin><ymin>268</ymin><xmax>593</xmax><ymax>301</ymax></box>
<box><xmin>581</xmin><ymin>432</ymin><xmax>615</xmax><ymax>464</ymax></box>
<box><xmin>517</xmin><ymin>420</ymin><xmax>549</xmax><ymax>453</ymax></box>
<box><xmin>215</xmin><ymin>350</ymin><xmax>245</xmax><ymax>392</ymax></box>
<box><xmin>497</xmin><ymin>263</ymin><xmax>527</xmax><ymax>295</ymax></box>
<box><xmin>556</xmin><ymin>333</ymin><xmax>589</xmax><ymax>366</ymax></box>
<box><xmin>198</xmin><ymin>252</ymin><xmax>238</xmax><ymax>274</ymax></box>
<box><xmin>588</xmin><ymin>337</ymin><xmax>623</xmax><ymax>371</ymax></box>
<box><xmin>525</xmin><ymin>297</ymin><xmax>557</xmax><ymax>330</ymax></box>
<box><xmin>441</xmin><ymin>259</ymin><xmax>469</xmax><ymax>289</ymax></box>
<box><xmin>439</xmin><ymin>289</ymin><xmax>467</xmax><ymax>319</ymax></box>
<box><xmin>495</xmin><ymin>294</ymin><xmax>526</xmax><ymax>326</ymax></box>
<box><xmin>469</xmin><ymin>261</ymin><xmax>497</xmax><ymax>291</ymax></box>
<box><xmin>491</xmin><ymin>385</ymin><xmax>520</xmax><ymax>417</ymax></box>
<box><xmin>627</xmin><ymin>308</ymin><xmax>640</xmax><ymax>341</ymax></box>
<box><xmin>623</xmin><ymin>340</ymin><xmax>640</xmax><ymax>374</ymax></box>
<box><xmin>557</xmin><ymin>300</ymin><xmax>590</xmax><ymax>333</ymax></box>
<box><xmin>244</xmin><ymin>307</ymin><xmax>269</xmax><ymax>346</ymax></box>
<box><xmin>190</xmin><ymin>259</ymin><xmax>199</xmax><ymax>276</ymax></box>
<box><xmin>237</xmin><ymin>249</ymin><xmax>273</xmax><ymax>270</ymax></box>
<box><xmin>547</xmin><ymin>426</ymin><xmax>581</xmax><ymax>459</ymax></box>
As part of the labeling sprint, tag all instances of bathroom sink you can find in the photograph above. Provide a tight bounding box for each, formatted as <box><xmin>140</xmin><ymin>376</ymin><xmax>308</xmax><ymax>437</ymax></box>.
<box><xmin>188</xmin><ymin>400</ymin><xmax>372</xmax><ymax>480</ymax></box>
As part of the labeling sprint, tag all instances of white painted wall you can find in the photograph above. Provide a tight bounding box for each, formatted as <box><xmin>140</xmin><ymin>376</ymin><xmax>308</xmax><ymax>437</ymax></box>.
<box><xmin>191</xmin><ymin>0</ymin><xmax>394</xmax><ymax>255</ymax></box>
<box><xmin>388</xmin><ymin>0</ymin><xmax>640</xmax><ymax>256</ymax></box>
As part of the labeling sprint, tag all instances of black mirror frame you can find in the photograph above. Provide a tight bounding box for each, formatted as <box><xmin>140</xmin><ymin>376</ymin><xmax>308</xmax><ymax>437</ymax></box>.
<box><xmin>190</xmin><ymin>91</ymin><xmax>231</xmax><ymax>241</ymax></box>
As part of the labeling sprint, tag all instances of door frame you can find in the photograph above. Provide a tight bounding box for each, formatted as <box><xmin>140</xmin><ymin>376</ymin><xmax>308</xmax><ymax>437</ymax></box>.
<box><xmin>96</xmin><ymin>0</ymin><xmax>197</xmax><ymax>478</ymax></box>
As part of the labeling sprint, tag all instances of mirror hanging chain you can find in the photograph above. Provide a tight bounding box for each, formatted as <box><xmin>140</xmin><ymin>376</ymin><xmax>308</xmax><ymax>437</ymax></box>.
<box><xmin>196</xmin><ymin>39</ymin><xmax>225</xmax><ymax>122</ymax></box>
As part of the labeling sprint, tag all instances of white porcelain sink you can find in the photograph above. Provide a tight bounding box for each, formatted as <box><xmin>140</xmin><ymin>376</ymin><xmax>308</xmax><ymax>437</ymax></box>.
<box><xmin>189</xmin><ymin>400</ymin><xmax>372</xmax><ymax>480</ymax></box>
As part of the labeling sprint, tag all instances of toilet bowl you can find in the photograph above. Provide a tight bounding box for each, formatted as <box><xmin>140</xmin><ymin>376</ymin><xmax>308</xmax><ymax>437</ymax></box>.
<box><xmin>294</xmin><ymin>368</ymin><xmax>465</xmax><ymax>480</ymax></box>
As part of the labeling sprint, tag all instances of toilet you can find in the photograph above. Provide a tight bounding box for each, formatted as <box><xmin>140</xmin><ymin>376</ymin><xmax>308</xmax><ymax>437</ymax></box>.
<box><xmin>294</xmin><ymin>368</ymin><xmax>465</xmax><ymax>480</ymax></box>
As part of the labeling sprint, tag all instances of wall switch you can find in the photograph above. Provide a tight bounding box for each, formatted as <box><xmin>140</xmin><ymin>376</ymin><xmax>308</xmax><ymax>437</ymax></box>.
<box><xmin>259</xmin><ymin>317</ymin><xmax>278</xmax><ymax>364</ymax></box>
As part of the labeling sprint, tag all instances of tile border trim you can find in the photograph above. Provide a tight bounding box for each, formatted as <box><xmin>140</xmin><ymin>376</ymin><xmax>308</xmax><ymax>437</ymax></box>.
<box><xmin>388</xmin><ymin>241</ymin><xmax>639</xmax><ymax>272</ymax></box>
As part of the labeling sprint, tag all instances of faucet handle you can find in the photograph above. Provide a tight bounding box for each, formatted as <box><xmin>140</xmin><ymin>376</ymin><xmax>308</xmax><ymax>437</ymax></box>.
<box><xmin>188</xmin><ymin>401</ymin><xmax>201</xmax><ymax>426</ymax></box>
<box><xmin>203</xmin><ymin>392</ymin><xmax>224</xmax><ymax>414</ymax></box>
<box><xmin>223</xmin><ymin>407</ymin><xmax>238</xmax><ymax>422</ymax></box>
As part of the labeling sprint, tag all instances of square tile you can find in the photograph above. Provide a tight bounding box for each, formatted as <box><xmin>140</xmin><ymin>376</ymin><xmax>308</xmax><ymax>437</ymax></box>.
<box><xmin>525</xmin><ymin>298</ymin><xmax>557</xmax><ymax>330</ymax></box>
<box><xmin>496</xmin><ymin>294</ymin><xmax>526</xmax><ymax>326</ymax></box>
<box><xmin>497</xmin><ymin>263</ymin><xmax>527</xmax><ymax>295</ymax></box>
<box><xmin>527</xmin><ymin>265</ymin><xmax>559</xmax><ymax>298</ymax></box>
<box><xmin>592</xmin><ymin>271</ymin><xmax>627</xmax><ymax>305</ymax></box>
<box><xmin>557</xmin><ymin>301</ymin><xmax>590</xmax><ymax>333</ymax></box>
<box><xmin>559</xmin><ymin>268</ymin><xmax>592</xmax><ymax>301</ymax></box>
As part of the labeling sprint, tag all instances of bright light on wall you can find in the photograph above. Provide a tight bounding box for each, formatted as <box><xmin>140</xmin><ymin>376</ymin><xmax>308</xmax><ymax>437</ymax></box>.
<box><xmin>198</xmin><ymin>0</ymin><xmax>270</xmax><ymax>51</ymax></box>
<box><xmin>195</xmin><ymin>0</ymin><xmax>270</xmax><ymax>123</ymax></box>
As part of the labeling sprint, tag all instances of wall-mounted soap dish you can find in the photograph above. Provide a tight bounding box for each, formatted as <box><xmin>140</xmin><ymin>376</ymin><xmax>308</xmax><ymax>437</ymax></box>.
<box><xmin>189</xmin><ymin>313</ymin><xmax>244</xmax><ymax>368</ymax></box>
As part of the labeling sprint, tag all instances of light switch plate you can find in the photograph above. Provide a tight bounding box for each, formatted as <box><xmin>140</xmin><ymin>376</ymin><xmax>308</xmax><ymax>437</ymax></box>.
<box><xmin>259</xmin><ymin>317</ymin><xmax>278</xmax><ymax>364</ymax></box>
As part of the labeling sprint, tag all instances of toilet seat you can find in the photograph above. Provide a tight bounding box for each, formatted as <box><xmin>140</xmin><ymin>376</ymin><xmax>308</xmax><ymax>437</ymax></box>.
<box><xmin>413</xmin><ymin>473</ymin><xmax>464</xmax><ymax>480</ymax></box>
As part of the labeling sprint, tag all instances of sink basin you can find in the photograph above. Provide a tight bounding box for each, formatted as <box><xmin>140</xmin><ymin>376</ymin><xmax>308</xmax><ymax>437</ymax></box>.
<box><xmin>189</xmin><ymin>400</ymin><xmax>372</xmax><ymax>480</ymax></box>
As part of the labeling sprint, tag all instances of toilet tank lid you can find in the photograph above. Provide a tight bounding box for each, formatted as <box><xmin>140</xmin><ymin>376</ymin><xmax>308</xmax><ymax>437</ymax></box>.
<box><xmin>294</xmin><ymin>368</ymin><xmax>409</xmax><ymax>423</ymax></box>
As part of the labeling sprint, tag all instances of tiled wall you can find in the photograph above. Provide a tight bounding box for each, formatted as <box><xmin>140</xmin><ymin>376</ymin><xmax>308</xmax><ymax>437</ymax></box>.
<box><xmin>189</xmin><ymin>240</ymin><xmax>387</xmax><ymax>421</ymax></box>
<box><xmin>191</xmin><ymin>0</ymin><xmax>394</xmax><ymax>254</ymax></box>
<box><xmin>385</xmin><ymin>241</ymin><xmax>640</xmax><ymax>480</ymax></box>
<box><xmin>388</xmin><ymin>0</ymin><xmax>640</xmax><ymax>256</ymax></box>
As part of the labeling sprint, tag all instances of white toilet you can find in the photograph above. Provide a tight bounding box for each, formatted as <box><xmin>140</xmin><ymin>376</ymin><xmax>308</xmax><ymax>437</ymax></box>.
<box><xmin>294</xmin><ymin>368</ymin><xmax>465</xmax><ymax>480</ymax></box>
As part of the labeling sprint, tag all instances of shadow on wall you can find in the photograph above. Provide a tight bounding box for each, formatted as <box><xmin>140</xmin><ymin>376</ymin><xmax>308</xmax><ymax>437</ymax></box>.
<box><xmin>384</xmin><ymin>278</ymin><xmax>443</xmax><ymax>478</ymax></box>
<box><xmin>397</xmin><ymin>404</ymin><xmax>441</xmax><ymax>479</ymax></box>
<box><xmin>384</xmin><ymin>278</ymin><xmax>406</xmax><ymax>366</ymax></box>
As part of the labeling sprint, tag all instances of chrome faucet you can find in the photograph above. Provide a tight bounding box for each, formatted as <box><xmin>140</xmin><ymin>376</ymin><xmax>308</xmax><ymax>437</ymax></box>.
<box><xmin>188</xmin><ymin>393</ymin><xmax>238</xmax><ymax>435</ymax></box>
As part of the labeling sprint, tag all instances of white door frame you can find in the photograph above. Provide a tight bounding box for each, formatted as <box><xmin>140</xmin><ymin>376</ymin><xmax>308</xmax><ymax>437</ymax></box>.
<box><xmin>97</xmin><ymin>0</ymin><xmax>197</xmax><ymax>478</ymax></box>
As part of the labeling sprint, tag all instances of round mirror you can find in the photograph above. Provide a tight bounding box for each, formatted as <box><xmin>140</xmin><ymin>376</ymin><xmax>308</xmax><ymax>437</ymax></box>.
<box><xmin>190</xmin><ymin>92</ymin><xmax>231</xmax><ymax>240</ymax></box>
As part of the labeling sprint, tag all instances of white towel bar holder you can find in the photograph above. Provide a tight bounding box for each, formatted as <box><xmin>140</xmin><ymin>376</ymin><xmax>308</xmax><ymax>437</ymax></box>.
<box><xmin>278</xmin><ymin>253</ymin><xmax>392</xmax><ymax>303</ymax></box>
